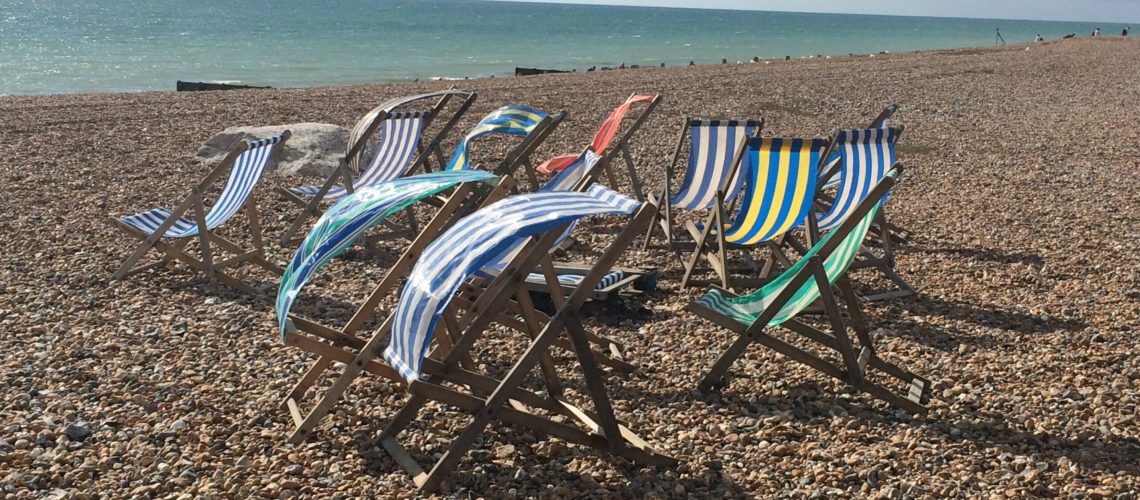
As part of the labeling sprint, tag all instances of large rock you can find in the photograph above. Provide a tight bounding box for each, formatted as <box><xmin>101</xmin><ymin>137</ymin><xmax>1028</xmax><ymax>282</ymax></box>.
<box><xmin>194</xmin><ymin>123</ymin><xmax>348</xmax><ymax>177</ymax></box>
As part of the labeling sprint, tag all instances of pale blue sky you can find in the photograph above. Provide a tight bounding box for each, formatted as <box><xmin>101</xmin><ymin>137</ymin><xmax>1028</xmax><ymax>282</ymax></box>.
<box><xmin>491</xmin><ymin>0</ymin><xmax>1140</xmax><ymax>23</ymax></box>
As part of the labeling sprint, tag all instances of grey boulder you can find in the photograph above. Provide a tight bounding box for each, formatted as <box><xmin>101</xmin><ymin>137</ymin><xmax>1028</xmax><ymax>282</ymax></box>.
<box><xmin>194</xmin><ymin>123</ymin><xmax>348</xmax><ymax>177</ymax></box>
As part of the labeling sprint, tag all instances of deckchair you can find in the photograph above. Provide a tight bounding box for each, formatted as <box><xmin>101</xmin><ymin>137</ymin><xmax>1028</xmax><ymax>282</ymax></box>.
<box><xmin>818</xmin><ymin>104</ymin><xmax>897</xmax><ymax>190</ymax></box>
<box><xmin>110</xmin><ymin>132</ymin><xmax>290</xmax><ymax>291</ymax></box>
<box><xmin>277</xmin><ymin>90</ymin><xmax>477</xmax><ymax>243</ymax></box>
<box><xmin>535</xmin><ymin>93</ymin><xmax>662</xmax><ymax>199</ymax></box>
<box><xmin>642</xmin><ymin>117</ymin><xmax>764</xmax><ymax>253</ymax></box>
<box><xmin>440</xmin><ymin>105</ymin><xmax>566</xmax><ymax>189</ymax></box>
<box><xmin>681</xmin><ymin>137</ymin><xmax>827</xmax><ymax>290</ymax></box>
<box><xmin>276</xmin><ymin>170</ymin><xmax>513</xmax><ymax>444</ymax></box>
<box><xmin>474</xmin><ymin>149</ymin><xmax>657</xmax><ymax>302</ymax></box>
<box><xmin>810</xmin><ymin>126</ymin><xmax>914</xmax><ymax>301</ymax></box>
<box><xmin>375</xmin><ymin>184</ymin><xmax>674</xmax><ymax>492</ymax></box>
<box><xmin>687</xmin><ymin>166</ymin><xmax>931</xmax><ymax>414</ymax></box>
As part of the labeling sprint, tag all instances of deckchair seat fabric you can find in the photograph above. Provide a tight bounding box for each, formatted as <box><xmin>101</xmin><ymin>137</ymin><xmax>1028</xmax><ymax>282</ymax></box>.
<box><xmin>119</xmin><ymin>133</ymin><xmax>285</xmax><ymax>238</ymax></box>
<box><xmin>722</xmin><ymin>137</ymin><xmax>824</xmax><ymax>246</ymax></box>
<box><xmin>385</xmin><ymin>185</ymin><xmax>642</xmax><ymax>382</ymax></box>
<box><xmin>275</xmin><ymin>170</ymin><xmax>497</xmax><ymax>336</ymax></box>
<box><xmin>816</xmin><ymin>127</ymin><xmax>898</xmax><ymax>232</ymax></box>
<box><xmin>670</xmin><ymin>119</ymin><xmax>759</xmax><ymax>211</ymax></box>
<box><xmin>820</xmin><ymin>119</ymin><xmax>891</xmax><ymax>190</ymax></box>
<box><xmin>700</xmin><ymin>203</ymin><xmax>879</xmax><ymax>326</ymax></box>
<box><xmin>288</xmin><ymin>113</ymin><xmax>428</xmax><ymax>200</ymax></box>
<box><xmin>536</xmin><ymin>94</ymin><xmax>657</xmax><ymax>175</ymax></box>
<box><xmin>446</xmin><ymin>105</ymin><xmax>548</xmax><ymax>171</ymax></box>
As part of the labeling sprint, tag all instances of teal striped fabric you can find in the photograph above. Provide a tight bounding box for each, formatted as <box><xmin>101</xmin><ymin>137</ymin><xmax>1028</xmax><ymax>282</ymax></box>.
<box><xmin>445</xmin><ymin>105</ymin><xmax>548</xmax><ymax>171</ymax></box>
<box><xmin>699</xmin><ymin>170</ymin><xmax>895</xmax><ymax>327</ymax></box>
<box><xmin>275</xmin><ymin>170</ymin><xmax>497</xmax><ymax>337</ymax></box>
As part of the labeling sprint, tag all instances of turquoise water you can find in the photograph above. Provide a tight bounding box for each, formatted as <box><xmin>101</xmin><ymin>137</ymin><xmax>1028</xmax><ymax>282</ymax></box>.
<box><xmin>0</xmin><ymin>0</ymin><xmax>1125</xmax><ymax>95</ymax></box>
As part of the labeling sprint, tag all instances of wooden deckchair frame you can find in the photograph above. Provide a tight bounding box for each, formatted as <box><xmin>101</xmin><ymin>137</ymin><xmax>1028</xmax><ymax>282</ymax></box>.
<box><xmin>110</xmin><ymin>132</ymin><xmax>290</xmax><ymax>292</ymax></box>
<box><xmin>679</xmin><ymin>135</ymin><xmax>832</xmax><ymax>290</ymax></box>
<box><xmin>374</xmin><ymin>197</ymin><xmax>675</xmax><ymax>493</ymax></box>
<box><xmin>280</xmin><ymin>176</ymin><xmax>516</xmax><ymax>444</ymax></box>
<box><xmin>642</xmin><ymin>116</ymin><xmax>765</xmax><ymax>256</ymax></box>
<box><xmin>277</xmin><ymin>91</ymin><xmax>478</xmax><ymax>244</ymax></box>
<box><xmin>687</xmin><ymin>165</ymin><xmax>931</xmax><ymax>413</ymax></box>
<box><xmin>484</xmin><ymin>111</ymin><xmax>569</xmax><ymax>191</ymax></box>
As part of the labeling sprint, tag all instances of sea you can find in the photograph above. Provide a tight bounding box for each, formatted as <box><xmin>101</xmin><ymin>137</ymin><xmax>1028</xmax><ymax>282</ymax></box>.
<box><xmin>0</xmin><ymin>0</ymin><xmax>1126</xmax><ymax>96</ymax></box>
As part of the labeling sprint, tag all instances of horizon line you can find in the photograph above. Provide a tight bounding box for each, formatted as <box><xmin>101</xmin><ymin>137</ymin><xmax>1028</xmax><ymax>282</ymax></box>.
<box><xmin>482</xmin><ymin>0</ymin><xmax>1137</xmax><ymax>25</ymax></box>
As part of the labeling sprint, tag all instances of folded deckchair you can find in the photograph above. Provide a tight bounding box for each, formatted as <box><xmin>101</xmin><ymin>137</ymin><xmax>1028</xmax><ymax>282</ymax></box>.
<box><xmin>810</xmin><ymin>126</ymin><xmax>914</xmax><ymax>301</ymax></box>
<box><xmin>276</xmin><ymin>170</ymin><xmax>513</xmax><ymax>444</ymax></box>
<box><xmin>681</xmin><ymin>137</ymin><xmax>827</xmax><ymax>289</ymax></box>
<box><xmin>375</xmin><ymin>184</ymin><xmax>674</xmax><ymax>492</ymax></box>
<box><xmin>278</xmin><ymin>90</ymin><xmax>477</xmax><ymax>244</ymax></box>
<box><xmin>110</xmin><ymin>132</ymin><xmax>290</xmax><ymax>291</ymax></box>
<box><xmin>642</xmin><ymin>117</ymin><xmax>764</xmax><ymax>254</ymax></box>
<box><xmin>687</xmin><ymin>166</ymin><xmax>931</xmax><ymax>413</ymax></box>
<box><xmin>535</xmin><ymin>93</ymin><xmax>662</xmax><ymax>199</ymax></box>
<box><xmin>440</xmin><ymin>105</ymin><xmax>566</xmax><ymax>187</ymax></box>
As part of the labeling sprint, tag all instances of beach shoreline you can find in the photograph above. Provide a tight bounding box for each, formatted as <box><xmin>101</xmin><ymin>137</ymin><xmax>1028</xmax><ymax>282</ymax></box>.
<box><xmin>1</xmin><ymin>37</ymin><xmax>1138</xmax><ymax>497</ymax></box>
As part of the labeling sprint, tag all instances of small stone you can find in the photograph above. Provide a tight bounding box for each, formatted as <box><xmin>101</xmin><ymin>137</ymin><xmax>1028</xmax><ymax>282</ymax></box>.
<box><xmin>494</xmin><ymin>444</ymin><xmax>516</xmax><ymax>459</ymax></box>
<box><xmin>65</xmin><ymin>422</ymin><xmax>91</xmax><ymax>442</ymax></box>
<box><xmin>285</xmin><ymin>464</ymin><xmax>303</xmax><ymax>476</ymax></box>
<box><xmin>171</xmin><ymin>418</ymin><xmax>188</xmax><ymax>430</ymax></box>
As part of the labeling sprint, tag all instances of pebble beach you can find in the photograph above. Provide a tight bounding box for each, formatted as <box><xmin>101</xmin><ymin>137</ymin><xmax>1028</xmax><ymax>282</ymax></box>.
<box><xmin>1</xmin><ymin>37</ymin><xmax>1139</xmax><ymax>498</ymax></box>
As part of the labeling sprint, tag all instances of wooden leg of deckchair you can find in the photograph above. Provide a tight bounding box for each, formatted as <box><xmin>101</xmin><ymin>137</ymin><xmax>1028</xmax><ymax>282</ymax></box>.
<box><xmin>681</xmin><ymin>209</ymin><xmax>717</xmax><ymax>288</ymax></box>
<box><xmin>562</xmin><ymin>313</ymin><xmax>624</xmax><ymax>452</ymax></box>
<box><xmin>620</xmin><ymin>145</ymin><xmax>645</xmax><ymax>201</ymax></box>
<box><xmin>190</xmin><ymin>189</ymin><xmax>215</xmax><ymax>280</ymax></box>
<box><xmin>244</xmin><ymin>199</ymin><xmax>282</xmax><ymax>275</ymax></box>
<box><xmin>288</xmin><ymin>315</ymin><xmax>401</xmax><ymax>444</ymax></box>
<box><xmin>280</xmin><ymin>174</ymin><xmax>339</xmax><ymax>245</ymax></box>
<box><xmin>697</xmin><ymin>323</ymin><xmax>756</xmax><ymax>392</ymax></box>
<box><xmin>811</xmin><ymin>262</ymin><xmax>865</xmax><ymax>388</ymax></box>
<box><xmin>513</xmin><ymin>288</ymin><xmax>566</xmax><ymax>397</ymax></box>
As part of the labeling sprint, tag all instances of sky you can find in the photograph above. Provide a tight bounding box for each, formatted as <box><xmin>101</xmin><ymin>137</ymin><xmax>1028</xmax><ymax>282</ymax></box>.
<box><xmin>491</xmin><ymin>0</ymin><xmax>1140</xmax><ymax>23</ymax></box>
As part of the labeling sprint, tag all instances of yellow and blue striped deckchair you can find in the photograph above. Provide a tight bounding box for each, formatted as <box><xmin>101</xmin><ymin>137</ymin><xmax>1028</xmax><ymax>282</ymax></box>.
<box><xmin>444</xmin><ymin>105</ymin><xmax>554</xmax><ymax>174</ymax></box>
<box><xmin>644</xmin><ymin>117</ymin><xmax>763</xmax><ymax>252</ymax></box>
<box><xmin>271</xmin><ymin>170</ymin><xmax>511</xmax><ymax>445</ymax></box>
<box><xmin>687</xmin><ymin>167</ymin><xmax>931</xmax><ymax>414</ymax></box>
<box><xmin>373</xmin><ymin>184</ymin><xmax>672</xmax><ymax>492</ymax></box>
<box><xmin>681</xmin><ymin>136</ymin><xmax>826</xmax><ymax>289</ymax></box>
<box><xmin>110</xmin><ymin>132</ymin><xmax>290</xmax><ymax>290</ymax></box>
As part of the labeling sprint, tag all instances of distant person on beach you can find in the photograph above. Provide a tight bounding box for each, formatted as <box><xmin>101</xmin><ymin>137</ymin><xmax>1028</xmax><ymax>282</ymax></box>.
<box><xmin>1092</xmin><ymin>28</ymin><xmax>1101</xmax><ymax>37</ymax></box>
<box><xmin>1123</xmin><ymin>27</ymin><xmax>1130</xmax><ymax>37</ymax></box>
<box><xmin>1035</xmin><ymin>34</ymin><xmax>1044</xmax><ymax>42</ymax></box>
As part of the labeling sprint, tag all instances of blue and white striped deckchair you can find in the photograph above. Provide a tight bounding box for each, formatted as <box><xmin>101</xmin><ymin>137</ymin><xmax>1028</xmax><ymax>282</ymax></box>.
<box><xmin>373</xmin><ymin>184</ymin><xmax>672</xmax><ymax>492</ymax></box>
<box><xmin>819</xmin><ymin>105</ymin><xmax>896</xmax><ymax>189</ymax></box>
<box><xmin>384</xmin><ymin>184</ymin><xmax>640</xmax><ymax>382</ymax></box>
<box><xmin>686</xmin><ymin>167</ymin><xmax>930</xmax><ymax>413</ymax></box>
<box><xmin>681</xmin><ymin>137</ymin><xmax>826</xmax><ymax>289</ymax></box>
<box><xmin>816</xmin><ymin>127</ymin><xmax>899</xmax><ymax>232</ymax></box>
<box><xmin>278</xmin><ymin>90</ymin><xmax>478</xmax><ymax>245</ymax></box>
<box><xmin>275</xmin><ymin>170</ymin><xmax>498</xmax><ymax>338</ymax></box>
<box><xmin>287</xmin><ymin>113</ymin><xmax>428</xmax><ymax>200</ymax></box>
<box><xmin>445</xmin><ymin>105</ymin><xmax>550</xmax><ymax>172</ymax></box>
<box><xmin>813</xmin><ymin>126</ymin><xmax>913</xmax><ymax>301</ymax></box>
<box><xmin>111</xmin><ymin>132</ymin><xmax>289</xmax><ymax>289</ymax></box>
<box><xmin>644</xmin><ymin>117</ymin><xmax>763</xmax><ymax>251</ymax></box>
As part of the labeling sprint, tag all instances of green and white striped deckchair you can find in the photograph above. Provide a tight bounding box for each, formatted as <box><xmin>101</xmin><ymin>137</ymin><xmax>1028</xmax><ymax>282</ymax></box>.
<box><xmin>687</xmin><ymin>167</ymin><xmax>931</xmax><ymax>414</ymax></box>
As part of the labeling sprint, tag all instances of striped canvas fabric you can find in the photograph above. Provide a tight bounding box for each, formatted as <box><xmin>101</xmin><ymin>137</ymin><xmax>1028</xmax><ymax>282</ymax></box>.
<box><xmin>289</xmin><ymin>113</ymin><xmax>428</xmax><ymax>200</ymax></box>
<box><xmin>384</xmin><ymin>184</ymin><xmax>642</xmax><ymax>382</ymax></box>
<box><xmin>274</xmin><ymin>170</ymin><xmax>496</xmax><ymax>337</ymax></box>
<box><xmin>820</xmin><ymin>119</ymin><xmax>891</xmax><ymax>189</ymax></box>
<box><xmin>473</xmin><ymin>268</ymin><xmax>625</xmax><ymax>291</ymax></box>
<box><xmin>670</xmin><ymin>119</ymin><xmax>759</xmax><ymax>211</ymax></box>
<box><xmin>816</xmin><ymin>127</ymin><xmax>899</xmax><ymax>232</ymax></box>
<box><xmin>120</xmin><ymin>133</ymin><xmax>285</xmax><ymax>238</ymax></box>
<box><xmin>722</xmin><ymin>137</ymin><xmax>824</xmax><ymax>246</ymax></box>
<box><xmin>445</xmin><ymin>105</ymin><xmax>548</xmax><ymax>171</ymax></box>
<box><xmin>475</xmin><ymin>149</ymin><xmax>601</xmax><ymax>280</ymax></box>
<box><xmin>590</xmin><ymin>94</ymin><xmax>656</xmax><ymax>154</ymax></box>
<box><xmin>699</xmin><ymin>169</ymin><xmax>897</xmax><ymax>327</ymax></box>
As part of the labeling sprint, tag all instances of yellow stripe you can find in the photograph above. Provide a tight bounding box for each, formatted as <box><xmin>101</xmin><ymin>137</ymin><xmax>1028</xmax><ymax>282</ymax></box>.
<box><xmin>726</xmin><ymin>139</ymin><xmax>773</xmax><ymax>244</ymax></box>
<box><xmin>772</xmin><ymin>144</ymin><xmax>811</xmax><ymax>237</ymax></box>
<box><xmin>740</xmin><ymin>139</ymin><xmax>792</xmax><ymax>245</ymax></box>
